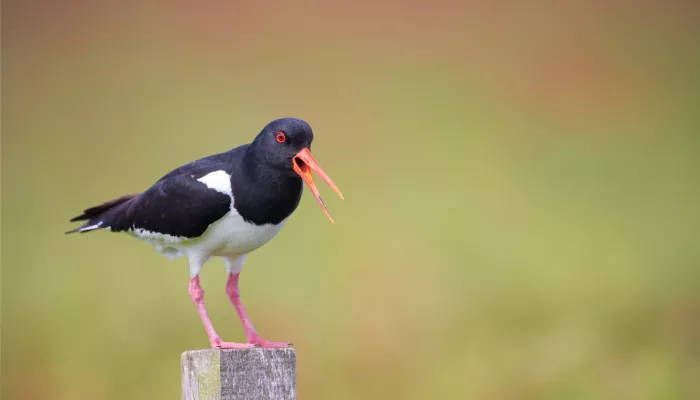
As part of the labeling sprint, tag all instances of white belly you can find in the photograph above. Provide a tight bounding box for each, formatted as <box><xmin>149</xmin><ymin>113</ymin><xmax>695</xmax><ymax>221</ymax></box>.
<box><xmin>195</xmin><ymin>211</ymin><xmax>287</xmax><ymax>256</ymax></box>
<box><xmin>131</xmin><ymin>212</ymin><xmax>287</xmax><ymax>259</ymax></box>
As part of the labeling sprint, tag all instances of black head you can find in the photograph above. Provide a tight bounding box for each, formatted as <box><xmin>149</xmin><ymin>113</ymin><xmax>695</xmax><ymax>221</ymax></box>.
<box><xmin>247</xmin><ymin>117</ymin><xmax>344</xmax><ymax>223</ymax></box>
<box><xmin>250</xmin><ymin>118</ymin><xmax>314</xmax><ymax>170</ymax></box>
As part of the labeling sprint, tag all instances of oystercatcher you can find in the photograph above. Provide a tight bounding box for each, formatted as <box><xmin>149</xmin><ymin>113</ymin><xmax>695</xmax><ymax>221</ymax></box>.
<box><xmin>67</xmin><ymin>118</ymin><xmax>343</xmax><ymax>348</ymax></box>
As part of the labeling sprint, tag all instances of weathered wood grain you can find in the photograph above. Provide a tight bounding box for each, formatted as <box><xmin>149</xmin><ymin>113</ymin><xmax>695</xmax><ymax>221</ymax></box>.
<box><xmin>182</xmin><ymin>349</ymin><xmax>296</xmax><ymax>400</ymax></box>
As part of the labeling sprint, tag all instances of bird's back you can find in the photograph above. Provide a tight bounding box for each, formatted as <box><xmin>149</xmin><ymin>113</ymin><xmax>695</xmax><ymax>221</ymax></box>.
<box><xmin>66</xmin><ymin>146</ymin><xmax>247</xmax><ymax>236</ymax></box>
<box><xmin>156</xmin><ymin>145</ymin><xmax>247</xmax><ymax>182</ymax></box>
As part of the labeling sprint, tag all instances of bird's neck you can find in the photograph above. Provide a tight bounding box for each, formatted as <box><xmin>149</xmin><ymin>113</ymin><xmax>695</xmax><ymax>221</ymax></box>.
<box><xmin>231</xmin><ymin>150</ymin><xmax>303</xmax><ymax>225</ymax></box>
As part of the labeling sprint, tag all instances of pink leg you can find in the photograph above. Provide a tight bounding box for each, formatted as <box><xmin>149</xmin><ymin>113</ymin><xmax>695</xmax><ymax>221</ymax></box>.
<box><xmin>189</xmin><ymin>276</ymin><xmax>255</xmax><ymax>349</ymax></box>
<box><xmin>225</xmin><ymin>273</ymin><xmax>292</xmax><ymax>348</ymax></box>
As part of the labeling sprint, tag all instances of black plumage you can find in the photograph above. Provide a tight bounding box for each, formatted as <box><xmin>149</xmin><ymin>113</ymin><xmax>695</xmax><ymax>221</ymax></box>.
<box><xmin>67</xmin><ymin>118</ymin><xmax>316</xmax><ymax>237</ymax></box>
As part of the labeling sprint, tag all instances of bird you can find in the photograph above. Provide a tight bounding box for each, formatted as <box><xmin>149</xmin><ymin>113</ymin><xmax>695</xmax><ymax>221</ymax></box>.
<box><xmin>67</xmin><ymin>118</ymin><xmax>343</xmax><ymax>348</ymax></box>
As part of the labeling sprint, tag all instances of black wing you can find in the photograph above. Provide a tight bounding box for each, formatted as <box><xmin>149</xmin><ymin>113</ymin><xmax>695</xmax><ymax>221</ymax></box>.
<box><xmin>109</xmin><ymin>173</ymin><xmax>232</xmax><ymax>238</ymax></box>
<box><xmin>68</xmin><ymin>149</ymin><xmax>242</xmax><ymax>237</ymax></box>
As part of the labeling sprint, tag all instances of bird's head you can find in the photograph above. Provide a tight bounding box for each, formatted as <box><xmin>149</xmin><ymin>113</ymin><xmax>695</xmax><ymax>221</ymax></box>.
<box><xmin>252</xmin><ymin>118</ymin><xmax>344</xmax><ymax>223</ymax></box>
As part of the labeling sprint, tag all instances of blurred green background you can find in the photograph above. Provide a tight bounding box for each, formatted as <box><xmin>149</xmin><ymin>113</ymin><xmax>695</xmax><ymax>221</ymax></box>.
<box><xmin>3</xmin><ymin>1</ymin><xmax>700</xmax><ymax>399</ymax></box>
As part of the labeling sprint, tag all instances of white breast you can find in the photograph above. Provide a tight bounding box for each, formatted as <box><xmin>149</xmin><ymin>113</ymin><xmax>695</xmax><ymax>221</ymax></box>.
<box><xmin>195</xmin><ymin>211</ymin><xmax>288</xmax><ymax>257</ymax></box>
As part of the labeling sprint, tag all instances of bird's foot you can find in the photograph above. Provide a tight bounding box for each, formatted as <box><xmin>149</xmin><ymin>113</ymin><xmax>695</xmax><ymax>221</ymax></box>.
<box><xmin>211</xmin><ymin>338</ymin><xmax>258</xmax><ymax>349</ymax></box>
<box><xmin>248</xmin><ymin>337</ymin><xmax>293</xmax><ymax>348</ymax></box>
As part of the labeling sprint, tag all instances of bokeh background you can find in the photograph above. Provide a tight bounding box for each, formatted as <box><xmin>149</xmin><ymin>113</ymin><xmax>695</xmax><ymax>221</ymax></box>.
<box><xmin>3</xmin><ymin>1</ymin><xmax>700</xmax><ymax>399</ymax></box>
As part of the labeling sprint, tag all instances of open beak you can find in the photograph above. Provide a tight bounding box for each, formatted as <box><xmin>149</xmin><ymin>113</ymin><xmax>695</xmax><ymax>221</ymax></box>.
<box><xmin>293</xmin><ymin>148</ymin><xmax>344</xmax><ymax>223</ymax></box>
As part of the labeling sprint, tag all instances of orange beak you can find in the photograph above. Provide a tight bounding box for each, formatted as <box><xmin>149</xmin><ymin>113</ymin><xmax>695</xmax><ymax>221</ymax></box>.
<box><xmin>292</xmin><ymin>148</ymin><xmax>344</xmax><ymax>223</ymax></box>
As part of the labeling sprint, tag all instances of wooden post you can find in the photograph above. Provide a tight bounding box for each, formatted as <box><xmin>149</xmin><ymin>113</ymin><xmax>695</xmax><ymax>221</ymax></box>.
<box><xmin>181</xmin><ymin>349</ymin><xmax>296</xmax><ymax>400</ymax></box>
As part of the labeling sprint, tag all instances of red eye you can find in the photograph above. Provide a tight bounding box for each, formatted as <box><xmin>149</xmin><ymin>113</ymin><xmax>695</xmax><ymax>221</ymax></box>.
<box><xmin>276</xmin><ymin>131</ymin><xmax>286</xmax><ymax>143</ymax></box>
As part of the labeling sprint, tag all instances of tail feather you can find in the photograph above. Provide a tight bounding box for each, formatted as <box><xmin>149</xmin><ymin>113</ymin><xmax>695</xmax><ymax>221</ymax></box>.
<box><xmin>66</xmin><ymin>193</ymin><xmax>139</xmax><ymax>234</ymax></box>
<box><xmin>69</xmin><ymin>194</ymin><xmax>138</xmax><ymax>222</ymax></box>
<box><xmin>65</xmin><ymin>221</ymin><xmax>105</xmax><ymax>234</ymax></box>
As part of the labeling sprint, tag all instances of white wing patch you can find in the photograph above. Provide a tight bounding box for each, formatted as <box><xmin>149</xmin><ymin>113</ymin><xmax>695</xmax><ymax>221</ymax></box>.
<box><xmin>197</xmin><ymin>170</ymin><xmax>232</xmax><ymax>196</ymax></box>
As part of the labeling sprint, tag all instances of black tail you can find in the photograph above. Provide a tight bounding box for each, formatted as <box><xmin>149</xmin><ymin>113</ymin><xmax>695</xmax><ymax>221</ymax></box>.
<box><xmin>66</xmin><ymin>194</ymin><xmax>139</xmax><ymax>234</ymax></box>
